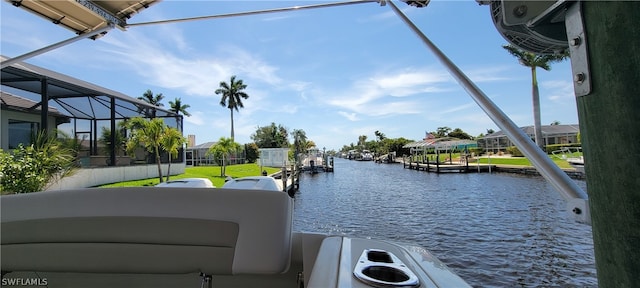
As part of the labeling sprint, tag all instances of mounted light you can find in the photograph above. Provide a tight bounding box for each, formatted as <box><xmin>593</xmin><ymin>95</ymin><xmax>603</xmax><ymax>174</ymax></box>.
<box><xmin>478</xmin><ymin>0</ymin><xmax>569</xmax><ymax>55</ymax></box>
<box><xmin>401</xmin><ymin>0</ymin><xmax>431</xmax><ymax>8</ymax></box>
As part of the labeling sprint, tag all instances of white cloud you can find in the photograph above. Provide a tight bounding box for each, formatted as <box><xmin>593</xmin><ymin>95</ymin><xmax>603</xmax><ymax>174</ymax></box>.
<box><xmin>184</xmin><ymin>111</ymin><xmax>205</xmax><ymax>126</ymax></box>
<box><xmin>338</xmin><ymin>111</ymin><xmax>359</xmax><ymax>121</ymax></box>
<box><xmin>98</xmin><ymin>30</ymin><xmax>282</xmax><ymax>98</ymax></box>
<box><xmin>543</xmin><ymin>80</ymin><xmax>574</xmax><ymax>102</ymax></box>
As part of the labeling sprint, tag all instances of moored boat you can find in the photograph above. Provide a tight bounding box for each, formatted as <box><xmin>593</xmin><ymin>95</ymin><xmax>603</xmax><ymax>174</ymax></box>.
<box><xmin>222</xmin><ymin>175</ymin><xmax>284</xmax><ymax>191</ymax></box>
<box><xmin>155</xmin><ymin>178</ymin><xmax>215</xmax><ymax>188</ymax></box>
<box><xmin>0</xmin><ymin>186</ymin><xmax>471</xmax><ymax>288</ymax></box>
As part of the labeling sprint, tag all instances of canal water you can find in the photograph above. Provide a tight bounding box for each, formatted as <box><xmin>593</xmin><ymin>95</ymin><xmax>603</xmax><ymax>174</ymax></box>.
<box><xmin>292</xmin><ymin>158</ymin><xmax>597</xmax><ymax>287</ymax></box>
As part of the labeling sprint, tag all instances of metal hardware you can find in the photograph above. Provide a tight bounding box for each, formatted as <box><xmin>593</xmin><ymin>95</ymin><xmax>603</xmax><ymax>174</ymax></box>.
<box><xmin>0</xmin><ymin>24</ymin><xmax>114</xmax><ymax>69</ymax></box>
<box><xmin>565</xmin><ymin>2</ymin><xmax>592</xmax><ymax>96</ymax></box>
<box><xmin>200</xmin><ymin>273</ymin><xmax>212</xmax><ymax>288</ymax></box>
<box><xmin>127</xmin><ymin>0</ymin><xmax>378</xmax><ymax>27</ymax></box>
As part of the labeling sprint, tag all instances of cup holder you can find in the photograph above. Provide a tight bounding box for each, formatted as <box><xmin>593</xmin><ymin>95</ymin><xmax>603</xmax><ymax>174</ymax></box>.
<box><xmin>353</xmin><ymin>249</ymin><xmax>420</xmax><ymax>288</ymax></box>
<box><xmin>362</xmin><ymin>265</ymin><xmax>411</xmax><ymax>283</ymax></box>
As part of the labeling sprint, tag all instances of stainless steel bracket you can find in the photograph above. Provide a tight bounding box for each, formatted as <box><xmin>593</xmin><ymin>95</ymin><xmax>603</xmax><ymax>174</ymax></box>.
<box><xmin>565</xmin><ymin>2</ymin><xmax>592</xmax><ymax>97</ymax></box>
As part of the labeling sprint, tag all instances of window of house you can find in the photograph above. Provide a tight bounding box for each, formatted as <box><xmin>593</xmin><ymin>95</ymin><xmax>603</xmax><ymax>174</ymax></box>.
<box><xmin>8</xmin><ymin>120</ymin><xmax>39</xmax><ymax>149</ymax></box>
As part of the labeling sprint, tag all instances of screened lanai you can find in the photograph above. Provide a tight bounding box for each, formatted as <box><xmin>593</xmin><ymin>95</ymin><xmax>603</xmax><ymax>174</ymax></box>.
<box><xmin>0</xmin><ymin>55</ymin><xmax>181</xmax><ymax>167</ymax></box>
<box><xmin>403</xmin><ymin>137</ymin><xmax>478</xmax><ymax>153</ymax></box>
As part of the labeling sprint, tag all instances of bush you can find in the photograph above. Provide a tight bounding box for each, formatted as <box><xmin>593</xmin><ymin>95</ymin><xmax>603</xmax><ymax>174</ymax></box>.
<box><xmin>506</xmin><ymin>146</ymin><xmax>524</xmax><ymax>157</ymax></box>
<box><xmin>468</xmin><ymin>147</ymin><xmax>484</xmax><ymax>155</ymax></box>
<box><xmin>0</xmin><ymin>133</ymin><xmax>76</xmax><ymax>194</ymax></box>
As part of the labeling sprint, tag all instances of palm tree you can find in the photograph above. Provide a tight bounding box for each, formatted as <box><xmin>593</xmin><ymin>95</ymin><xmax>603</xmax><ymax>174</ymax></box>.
<box><xmin>139</xmin><ymin>89</ymin><xmax>165</xmax><ymax>106</ymax></box>
<box><xmin>215</xmin><ymin>76</ymin><xmax>249</xmax><ymax>141</ymax></box>
<box><xmin>168</xmin><ymin>97</ymin><xmax>191</xmax><ymax>116</ymax></box>
<box><xmin>161</xmin><ymin>127</ymin><xmax>186</xmax><ymax>182</ymax></box>
<box><xmin>169</xmin><ymin>97</ymin><xmax>191</xmax><ymax>131</ymax></box>
<box><xmin>502</xmin><ymin>44</ymin><xmax>568</xmax><ymax>150</ymax></box>
<box><xmin>139</xmin><ymin>89</ymin><xmax>165</xmax><ymax>118</ymax></box>
<box><xmin>207</xmin><ymin>137</ymin><xmax>241</xmax><ymax>177</ymax></box>
<box><xmin>291</xmin><ymin>129</ymin><xmax>308</xmax><ymax>162</ymax></box>
<box><xmin>358</xmin><ymin>135</ymin><xmax>367</xmax><ymax>149</ymax></box>
<box><xmin>125</xmin><ymin>117</ymin><xmax>166</xmax><ymax>183</ymax></box>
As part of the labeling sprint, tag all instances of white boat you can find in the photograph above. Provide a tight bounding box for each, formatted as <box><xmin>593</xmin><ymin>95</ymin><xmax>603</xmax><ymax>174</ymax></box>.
<box><xmin>0</xmin><ymin>186</ymin><xmax>471</xmax><ymax>288</ymax></box>
<box><xmin>155</xmin><ymin>178</ymin><xmax>215</xmax><ymax>188</ymax></box>
<box><xmin>552</xmin><ymin>147</ymin><xmax>585</xmax><ymax>173</ymax></box>
<box><xmin>301</xmin><ymin>148</ymin><xmax>324</xmax><ymax>173</ymax></box>
<box><xmin>361</xmin><ymin>150</ymin><xmax>374</xmax><ymax>161</ymax></box>
<box><xmin>222</xmin><ymin>176</ymin><xmax>284</xmax><ymax>191</ymax></box>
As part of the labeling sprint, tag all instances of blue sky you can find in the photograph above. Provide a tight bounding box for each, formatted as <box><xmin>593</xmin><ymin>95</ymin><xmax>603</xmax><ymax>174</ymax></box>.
<box><xmin>1</xmin><ymin>0</ymin><xmax>579</xmax><ymax>150</ymax></box>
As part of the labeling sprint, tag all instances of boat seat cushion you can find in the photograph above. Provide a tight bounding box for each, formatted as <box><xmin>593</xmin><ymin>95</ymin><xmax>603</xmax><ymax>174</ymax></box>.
<box><xmin>0</xmin><ymin>187</ymin><xmax>294</xmax><ymax>275</ymax></box>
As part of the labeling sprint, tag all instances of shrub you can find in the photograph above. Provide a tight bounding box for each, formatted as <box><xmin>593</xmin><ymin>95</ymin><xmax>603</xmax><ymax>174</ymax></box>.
<box><xmin>468</xmin><ymin>147</ymin><xmax>484</xmax><ymax>155</ymax></box>
<box><xmin>0</xmin><ymin>133</ymin><xmax>76</xmax><ymax>194</ymax></box>
<box><xmin>506</xmin><ymin>146</ymin><xmax>524</xmax><ymax>157</ymax></box>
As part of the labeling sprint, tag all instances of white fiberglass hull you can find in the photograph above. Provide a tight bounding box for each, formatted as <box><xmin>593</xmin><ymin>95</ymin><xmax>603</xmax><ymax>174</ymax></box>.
<box><xmin>0</xmin><ymin>187</ymin><xmax>470</xmax><ymax>288</ymax></box>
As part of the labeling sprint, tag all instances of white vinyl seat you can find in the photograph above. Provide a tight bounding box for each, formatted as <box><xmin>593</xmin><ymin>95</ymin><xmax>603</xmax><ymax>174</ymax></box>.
<box><xmin>1</xmin><ymin>187</ymin><xmax>294</xmax><ymax>275</ymax></box>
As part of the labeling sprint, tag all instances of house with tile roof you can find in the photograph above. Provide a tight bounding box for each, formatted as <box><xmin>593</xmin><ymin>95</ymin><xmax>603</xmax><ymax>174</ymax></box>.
<box><xmin>478</xmin><ymin>124</ymin><xmax>580</xmax><ymax>153</ymax></box>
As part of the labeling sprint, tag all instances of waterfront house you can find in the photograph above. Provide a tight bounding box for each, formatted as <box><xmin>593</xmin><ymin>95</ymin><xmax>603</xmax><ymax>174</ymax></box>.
<box><xmin>1</xmin><ymin>91</ymin><xmax>70</xmax><ymax>150</ymax></box>
<box><xmin>478</xmin><ymin>124</ymin><xmax>580</xmax><ymax>153</ymax></box>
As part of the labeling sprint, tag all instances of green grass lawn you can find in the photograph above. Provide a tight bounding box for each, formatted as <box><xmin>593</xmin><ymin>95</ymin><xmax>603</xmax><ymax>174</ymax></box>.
<box><xmin>407</xmin><ymin>153</ymin><xmax>574</xmax><ymax>169</ymax></box>
<box><xmin>99</xmin><ymin>163</ymin><xmax>281</xmax><ymax>188</ymax></box>
<box><xmin>476</xmin><ymin>157</ymin><xmax>573</xmax><ymax>169</ymax></box>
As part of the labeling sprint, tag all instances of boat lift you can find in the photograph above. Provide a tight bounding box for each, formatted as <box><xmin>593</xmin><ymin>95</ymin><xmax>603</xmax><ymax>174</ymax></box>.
<box><xmin>1</xmin><ymin>0</ymin><xmax>589</xmax><ymax>223</ymax></box>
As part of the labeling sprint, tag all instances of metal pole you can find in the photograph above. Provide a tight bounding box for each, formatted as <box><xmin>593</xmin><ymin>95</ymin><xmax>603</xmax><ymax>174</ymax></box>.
<box><xmin>127</xmin><ymin>0</ymin><xmax>378</xmax><ymax>27</ymax></box>
<box><xmin>580</xmin><ymin>2</ymin><xmax>640</xmax><ymax>285</ymax></box>
<box><xmin>0</xmin><ymin>25</ymin><xmax>113</xmax><ymax>69</ymax></box>
<box><xmin>387</xmin><ymin>0</ymin><xmax>589</xmax><ymax>222</ymax></box>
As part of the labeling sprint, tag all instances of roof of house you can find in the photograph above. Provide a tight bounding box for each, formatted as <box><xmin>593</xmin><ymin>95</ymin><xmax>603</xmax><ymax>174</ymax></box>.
<box><xmin>1</xmin><ymin>55</ymin><xmax>178</xmax><ymax>121</ymax></box>
<box><xmin>403</xmin><ymin>137</ymin><xmax>477</xmax><ymax>149</ymax></box>
<box><xmin>1</xmin><ymin>91</ymin><xmax>69</xmax><ymax>119</ymax></box>
<box><xmin>187</xmin><ymin>142</ymin><xmax>217</xmax><ymax>150</ymax></box>
<box><xmin>482</xmin><ymin>124</ymin><xmax>580</xmax><ymax>139</ymax></box>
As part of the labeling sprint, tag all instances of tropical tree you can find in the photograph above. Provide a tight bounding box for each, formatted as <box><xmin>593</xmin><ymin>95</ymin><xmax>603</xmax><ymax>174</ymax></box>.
<box><xmin>291</xmin><ymin>129</ymin><xmax>308</xmax><ymax>161</ymax></box>
<box><xmin>207</xmin><ymin>137</ymin><xmax>241</xmax><ymax>177</ymax></box>
<box><xmin>448</xmin><ymin>128</ymin><xmax>473</xmax><ymax>139</ymax></box>
<box><xmin>161</xmin><ymin>127</ymin><xmax>186</xmax><ymax>182</ymax></box>
<box><xmin>358</xmin><ymin>135</ymin><xmax>367</xmax><ymax>149</ymax></box>
<box><xmin>138</xmin><ymin>89</ymin><xmax>165</xmax><ymax>118</ymax></box>
<box><xmin>168</xmin><ymin>97</ymin><xmax>191</xmax><ymax>116</ymax></box>
<box><xmin>305</xmin><ymin>140</ymin><xmax>317</xmax><ymax>150</ymax></box>
<box><xmin>502</xmin><ymin>44</ymin><xmax>569</xmax><ymax>149</ymax></box>
<box><xmin>374</xmin><ymin>130</ymin><xmax>388</xmax><ymax>154</ymax></box>
<box><xmin>169</xmin><ymin>97</ymin><xmax>191</xmax><ymax>131</ymax></box>
<box><xmin>139</xmin><ymin>89</ymin><xmax>165</xmax><ymax>107</ymax></box>
<box><xmin>0</xmin><ymin>130</ymin><xmax>76</xmax><ymax>194</ymax></box>
<box><xmin>99</xmin><ymin>124</ymin><xmax>126</xmax><ymax>158</ymax></box>
<box><xmin>251</xmin><ymin>123</ymin><xmax>289</xmax><ymax>148</ymax></box>
<box><xmin>244</xmin><ymin>143</ymin><xmax>260</xmax><ymax>163</ymax></box>
<box><xmin>434</xmin><ymin>127</ymin><xmax>452</xmax><ymax>138</ymax></box>
<box><xmin>216</xmin><ymin>75</ymin><xmax>249</xmax><ymax>141</ymax></box>
<box><xmin>125</xmin><ymin>117</ymin><xmax>166</xmax><ymax>183</ymax></box>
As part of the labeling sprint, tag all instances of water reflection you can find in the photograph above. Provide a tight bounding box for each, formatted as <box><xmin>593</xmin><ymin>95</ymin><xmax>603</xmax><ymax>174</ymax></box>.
<box><xmin>292</xmin><ymin>158</ymin><xmax>597</xmax><ymax>287</ymax></box>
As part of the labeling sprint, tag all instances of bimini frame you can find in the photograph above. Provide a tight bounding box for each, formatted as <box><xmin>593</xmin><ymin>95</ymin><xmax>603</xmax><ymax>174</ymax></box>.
<box><xmin>2</xmin><ymin>0</ymin><xmax>588</xmax><ymax>223</ymax></box>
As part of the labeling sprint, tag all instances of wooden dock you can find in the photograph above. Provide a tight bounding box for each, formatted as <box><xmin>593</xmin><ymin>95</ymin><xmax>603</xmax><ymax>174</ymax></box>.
<box><xmin>401</xmin><ymin>159</ymin><xmax>585</xmax><ymax>179</ymax></box>
<box><xmin>403</xmin><ymin>161</ymin><xmax>496</xmax><ymax>173</ymax></box>
<box><xmin>269</xmin><ymin>165</ymin><xmax>301</xmax><ymax>196</ymax></box>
